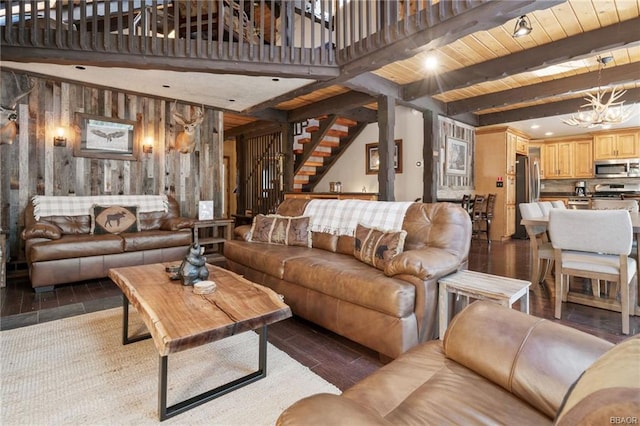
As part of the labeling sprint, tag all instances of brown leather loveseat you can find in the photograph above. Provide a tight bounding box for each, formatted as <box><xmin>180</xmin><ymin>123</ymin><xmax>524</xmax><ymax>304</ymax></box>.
<box><xmin>224</xmin><ymin>199</ymin><xmax>472</xmax><ymax>359</ymax></box>
<box><xmin>277</xmin><ymin>301</ymin><xmax>638</xmax><ymax>425</ymax></box>
<box><xmin>22</xmin><ymin>195</ymin><xmax>193</xmax><ymax>292</ymax></box>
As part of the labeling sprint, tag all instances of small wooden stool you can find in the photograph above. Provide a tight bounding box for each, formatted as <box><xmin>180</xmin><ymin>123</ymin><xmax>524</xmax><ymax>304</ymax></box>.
<box><xmin>438</xmin><ymin>270</ymin><xmax>531</xmax><ymax>339</ymax></box>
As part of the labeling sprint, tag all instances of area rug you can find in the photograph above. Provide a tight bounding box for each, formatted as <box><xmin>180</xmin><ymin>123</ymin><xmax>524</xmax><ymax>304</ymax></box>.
<box><xmin>0</xmin><ymin>308</ymin><xmax>340</xmax><ymax>425</ymax></box>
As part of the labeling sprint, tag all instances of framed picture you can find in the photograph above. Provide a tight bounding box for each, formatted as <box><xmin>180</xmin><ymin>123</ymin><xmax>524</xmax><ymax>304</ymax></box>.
<box><xmin>198</xmin><ymin>200</ymin><xmax>214</xmax><ymax>220</ymax></box>
<box><xmin>366</xmin><ymin>139</ymin><xmax>403</xmax><ymax>175</ymax></box>
<box><xmin>445</xmin><ymin>137</ymin><xmax>468</xmax><ymax>175</ymax></box>
<box><xmin>74</xmin><ymin>113</ymin><xmax>139</xmax><ymax>160</ymax></box>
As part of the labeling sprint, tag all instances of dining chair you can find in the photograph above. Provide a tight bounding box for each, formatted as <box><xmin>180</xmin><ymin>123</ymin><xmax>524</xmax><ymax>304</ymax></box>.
<box><xmin>548</xmin><ymin>209</ymin><xmax>637</xmax><ymax>335</ymax></box>
<box><xmin>470</xmin><ymin>195</ymin><xmax>487</xmax><ymax>242</ymax></box>
<box><xmin>461</xmin><ymin>194</ymin><xmax>472</xmax><ymax>215</ymax></box>
<box><xmin>536</xmin><ymin>201</ymin><xmax>554</xmax><ymax>216</ymax></box>
<box><xmin>592</xmin><ymin>199</ymin><xmax>639</xmax><ymax>212</ymax></box>
<box><xmin>519</xmin><ymin>202</ymin><xmax>554</xmax><ymax>285</ymax></box>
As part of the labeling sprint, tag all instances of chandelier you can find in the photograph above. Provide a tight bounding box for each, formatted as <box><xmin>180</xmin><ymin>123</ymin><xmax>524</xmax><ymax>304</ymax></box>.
<box><xmin>562</xmin><ymin>56</ymin><xmax>632</xmax><ymax>128</ymax></box>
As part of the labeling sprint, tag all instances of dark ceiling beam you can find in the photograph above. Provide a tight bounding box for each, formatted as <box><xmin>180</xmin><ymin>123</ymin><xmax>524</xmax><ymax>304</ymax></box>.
<box><xmin>340</xmin><ymin>0</ymin><xmax>563</xmax><ymax>78</ymax></box>
<box><xmin>404</xmin><ymin>17</ymin><xmax>640</xmax><ymax>102</ymax></box>
<box><xmin>247</xmin><ymin>108</ymin><xmax>288</xmax><ymax>123</ymax></box>
<box><xmin>287</xmin><ymin>91</ymin><xmax>376</xmax><ymax>123</ymax></box>
<box><xmin>448</xmin><ymin>63</ymin><xmax>640</xmax><ymax>116</ymax></box>
<box><xmin>478</xmin><ymin>88</ymin><xmax>640</xmax><ymax>126</ymax></box>
<box><xmin>224</xmin><ymin>120</ymin><xmax>280</xmax><ymax>138</ymax></box>
<box><xmin>344</xmin><ymin>73</ymin><xmax>401</xmax><ymax>99</ymax></box>
<box><xmin>338</xmin><ymin>107</ymin><xmax>378</xmax><ymax>124</ymax></box>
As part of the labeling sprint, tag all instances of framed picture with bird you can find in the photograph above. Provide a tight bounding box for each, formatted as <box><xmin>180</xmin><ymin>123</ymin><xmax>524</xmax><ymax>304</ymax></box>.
<box><xmin>74</xmin><ymin>113</ymin><xmax>139</xmax><ymax>160</ymax></box>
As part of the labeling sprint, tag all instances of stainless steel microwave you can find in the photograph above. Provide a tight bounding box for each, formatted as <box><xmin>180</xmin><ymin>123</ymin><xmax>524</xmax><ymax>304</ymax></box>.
<box><xmin>594</xmin><ymin>158</ymin><xmax>640</xmax><ymax>178</ymax></box>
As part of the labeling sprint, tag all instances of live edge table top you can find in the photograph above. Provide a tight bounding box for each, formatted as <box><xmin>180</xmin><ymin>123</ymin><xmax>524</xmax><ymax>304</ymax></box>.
<box><xmin>108</xmin><ymin>263</ymin><xmax>292</xmax><ymax>357</ymax></box>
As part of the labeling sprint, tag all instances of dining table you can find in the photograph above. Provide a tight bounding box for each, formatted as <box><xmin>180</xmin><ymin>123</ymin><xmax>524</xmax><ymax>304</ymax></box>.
<box><xmin>521</xmin><ymin>211</ymin><xmax>640</xmax><ymax>315</ymax></box>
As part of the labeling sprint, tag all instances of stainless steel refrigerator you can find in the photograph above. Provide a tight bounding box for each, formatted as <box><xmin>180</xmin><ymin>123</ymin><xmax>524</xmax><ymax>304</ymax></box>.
<box><xmin>513</xmin><ymin>154</ymin><xmax>540</xmax><ymax>239</ymax></box>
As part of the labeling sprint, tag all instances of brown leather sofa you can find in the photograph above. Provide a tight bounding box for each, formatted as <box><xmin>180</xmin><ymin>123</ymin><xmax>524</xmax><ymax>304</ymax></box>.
<box><xmin>277</xmin><ymin>301</ymin><xmax>638</xmax><ymax>425</ymax></box>
<box><xmin>22</xmin><ymin>195</ymin><xmax>193</xmax><ymax>292</ymax></box>
<box><xmin>224</xmin><ymin>199</ymin><xmax>472</xmax><ymax>359</ymax></box>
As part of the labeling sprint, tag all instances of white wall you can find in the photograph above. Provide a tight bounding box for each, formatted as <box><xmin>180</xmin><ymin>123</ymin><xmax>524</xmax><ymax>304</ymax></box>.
<box><xmin>317</xmin><ymin>106</ymin><xmax>425</xmax><ymax>201</ymax></box>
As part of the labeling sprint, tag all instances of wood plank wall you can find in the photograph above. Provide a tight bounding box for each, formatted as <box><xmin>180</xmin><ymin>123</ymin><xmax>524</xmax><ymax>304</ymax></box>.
<box><xmin>0</xmin><ymin>71</ymin><xmax>223</xmax><ymax>262</ymax></box>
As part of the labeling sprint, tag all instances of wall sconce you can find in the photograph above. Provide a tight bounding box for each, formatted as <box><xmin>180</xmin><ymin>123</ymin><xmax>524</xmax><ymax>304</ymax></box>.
<box><xmin>53</xmin><ymin>127</ymin><xmax>67</xmax><ymax>147</ymax></box>
<box><xmin>143</xmin><ymin>137</ymin><xmax>154</xmax><ymax>154</ymax></box>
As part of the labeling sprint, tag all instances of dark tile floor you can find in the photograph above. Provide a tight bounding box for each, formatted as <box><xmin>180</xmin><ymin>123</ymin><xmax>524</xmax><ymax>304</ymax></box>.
<box><xmin>1</xmin><ymin>238</ymin><xmax>638</xmax><ymax>391</ymax></box>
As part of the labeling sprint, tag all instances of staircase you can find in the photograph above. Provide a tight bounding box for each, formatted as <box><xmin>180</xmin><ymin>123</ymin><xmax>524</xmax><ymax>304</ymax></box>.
<box><xmin>293</xmin><ymin>115</ymin><xmax>366</xmax><ymax>192</ymax></box>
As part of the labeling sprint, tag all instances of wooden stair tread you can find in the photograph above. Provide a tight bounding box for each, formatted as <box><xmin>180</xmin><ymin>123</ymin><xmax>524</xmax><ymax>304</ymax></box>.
<box><xmin>305</xmin><ymin>126</ymin><xmax>319</xmax><ymax>133</ymax></box>
<box><xmin>326</xmin><ymin>129</ymin><xmax>348</xmax><ymax>138</ymax></box>
<box><xmin>335</xmin><ymin>117</ymin><xmax>357</xmax><ymax>127</ymax></box>
<box><xmin>297</xmin><ymin>170</ymin><xmax>317</xmax><ymax>176</ymax></box>
<box><xmin>319</xmin><ymin>140</ymin><xmax>339</xmax><ymax>148</ymax></box>
<box><xmin>297</xmin><ymin>137</ymin><xmax>311</xmax><ymax>144</ymax></box>
<box><xmin>304</xmin><ymin>161</ymin><xmax>323</xmax><ymax>167</ymax></box>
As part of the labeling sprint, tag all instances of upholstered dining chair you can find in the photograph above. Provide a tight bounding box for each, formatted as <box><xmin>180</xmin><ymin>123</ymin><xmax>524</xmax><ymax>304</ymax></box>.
<box><xmin>519</xmin><ymin>202</ymin><xmax>554</xmax><ymax>286</ymax></box>
<box><xmin>536</xmin><ymin>201</ymin><xmax>554</xmax><ymax>216</ymax></box>
<box><xmin>548</xmin><ymin>209</ymin><xmax>637</xmax><ymax>335</ymax></box>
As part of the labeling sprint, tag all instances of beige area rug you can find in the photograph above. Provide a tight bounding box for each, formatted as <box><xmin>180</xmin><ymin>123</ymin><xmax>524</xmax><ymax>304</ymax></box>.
<box><xmin>0</xmin><ymin>308</ymin><xmax>340</xmax><ymax>425</ymax></box>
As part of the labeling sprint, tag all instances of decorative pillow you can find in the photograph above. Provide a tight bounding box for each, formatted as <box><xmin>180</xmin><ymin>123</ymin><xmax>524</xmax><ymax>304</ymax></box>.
<box><xmin>353</xmin><ymin>224</ymin><xmax>407</xmax><ymax>271</ymax></box>
<box><xmin>21</xmin><ymin>222</ymin><xmax>63</xmax><ymax>240</ymax></box>
<box><xmin>555</xmin><ymin>335</ymin><xmax>639</xmax><ymax>425</ymax></box>
<box><xmin>91</xmin><ymin>205</ymin><xmax>139</xmax><ymax>235</ymax></box>
<box><xmin>249</xmin><ymin>214</ymin><xmax>311</xmax><ymax>247</ymax></box>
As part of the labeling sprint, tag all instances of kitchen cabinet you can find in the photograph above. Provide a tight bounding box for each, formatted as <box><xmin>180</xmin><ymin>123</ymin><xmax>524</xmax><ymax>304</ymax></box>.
<box><xmin>475</xmin><ymin>127</ymin><xmax>528</xmax><ymax>241</ymax></box>
<box><xmin>573</xmin><ymin>139</ymin><xmax>594</xmax><ymax>178</ymax></box>
<box><xmin>543</xmin><ymin>141</ymin><xmax>573</xmax><ymax>178</ymax></box>
<box><xmin>593</xmin><ymin>130</ymin><xmax>639</xmax><ymax>160</ymax></box>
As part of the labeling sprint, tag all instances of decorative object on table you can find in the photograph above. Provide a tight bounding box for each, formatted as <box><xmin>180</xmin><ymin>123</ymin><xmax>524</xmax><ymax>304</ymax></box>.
<box><xmin>165</xmin><ymin>264</ymin><xmax>181</xmax><ymax>280</ymax></box>
<box><xmin>179</xmin><ymin>243</ymin><xmax>209</xmax><ymax>286</ymax></box>
<box><xmin>329</xmin><ymin>181</ymin><xmax>342</xmax><ymax>193</ymax></box>
<box><xmin>193</xmin><ymin>280</ymin><xmax>217</xmax><ymax>295</ymax></box>
<box><xmin>198</xmin><ymin>200</ymin><xmax>214</xmax><ymax>220</ymax></box>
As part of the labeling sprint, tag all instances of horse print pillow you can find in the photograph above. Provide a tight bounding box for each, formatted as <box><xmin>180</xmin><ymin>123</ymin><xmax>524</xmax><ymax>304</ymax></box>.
<box><xmin>91</xmin><ymin>205</ymin><xmax>139</xmax><ymax>235</ymax></box>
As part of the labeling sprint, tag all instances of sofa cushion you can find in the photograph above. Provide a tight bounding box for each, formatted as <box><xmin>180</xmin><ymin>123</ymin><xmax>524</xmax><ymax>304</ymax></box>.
<box><xmin>224</xmin><ymin>239</ymin><xmax>317</xmax><ymax>279</ymax></box>
<box><xmin>91</xmin><ymin>205</ymin><xmax>139</xmax><ymax>235</ymax></box>
<box><xmin>21</xmin><ymin>222</ymin><xmax>62</xmax><ymax>240</ymax></box>
<box><xmin>555</xmin><ymin>335</ymin><xmax>639</xmax><ymax>425</ymax></box>
<box><xmin>29</xmin><ymin>234</ymin><xmax>124</xmax><ymax>262</ymax></box>
<box><xmin>354</xmin><ymin>224</ymin><xmax>407</xmax><ymax>271</ymax></box>
<box><xmin>341</xmin><ymin>339</ymin><xmax>551</xmax><ymax>425</ymax></box>
<box><xmin>283</xmin><ymin>253</ymin><xmax>415</xmax><ymax>318</ymax></box>
<box><xmin>40</xmin><ymin>215</ymin><xmax>91</xmax><ymax>235</ymax></box>
<box><xmin>312</xmin><ymin>231</ymin><xmax>338</xmax><ymax>252</ymax></box>
<box><xmin>249</xmin><ymin>214</ymin><xmax>311</xmax><ymax>247</ymax></box>
<box><xmin>121</xmin><ymin>230</ymin><xmax>192</xmax><ymax>252</ymax></box>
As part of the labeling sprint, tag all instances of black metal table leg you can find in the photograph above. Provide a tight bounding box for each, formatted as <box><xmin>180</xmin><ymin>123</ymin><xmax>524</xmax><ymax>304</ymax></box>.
<box><xmin>121</xmin><ymin>294</ymin><xmax>151</xmax><ymax>345</ymax></box>
<box><xmin>158</xmin><ymin>325</ymin><xmax>268</xmax><ymax>421</ymax></box>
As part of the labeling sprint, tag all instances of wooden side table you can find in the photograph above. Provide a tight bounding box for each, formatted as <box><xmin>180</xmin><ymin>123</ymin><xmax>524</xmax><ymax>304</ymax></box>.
<box><xmin>192</xmin><ymin>219</ymin><xmax>234</xmax><ymax>263</ymax></box>
<box><xmin>438</xmin><ymin>270</ymin><xmax>531</xmax><ymax>339</ymax></box>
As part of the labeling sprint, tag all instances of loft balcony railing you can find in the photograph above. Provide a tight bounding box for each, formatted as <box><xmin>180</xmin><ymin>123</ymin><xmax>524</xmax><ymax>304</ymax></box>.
<box><xmin>0</xmin><ymin>0</ymin><xmax>442</xmax><ymax>77</ymax></box>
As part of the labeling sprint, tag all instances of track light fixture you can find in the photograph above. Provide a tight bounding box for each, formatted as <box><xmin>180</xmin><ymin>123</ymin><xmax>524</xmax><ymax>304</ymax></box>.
<box><xmin>512</xmin><ymin>15</ymin><xmax>532</xmax><ymax>38</ymax></box>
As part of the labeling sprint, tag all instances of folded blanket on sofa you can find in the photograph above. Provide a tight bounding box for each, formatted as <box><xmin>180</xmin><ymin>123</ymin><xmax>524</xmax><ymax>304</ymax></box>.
<box><xmin>32</xmin><ymin>195</ymin><xmax>169</xmax><ymax>220</ymax></box>
<box><xmin>303</xmin><ymin>199</ymin><xmax>413</xmax><ymax>236</ymax></box>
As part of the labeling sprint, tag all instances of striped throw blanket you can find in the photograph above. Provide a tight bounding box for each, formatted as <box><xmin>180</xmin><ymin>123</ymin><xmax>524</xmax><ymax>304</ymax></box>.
<box><xmin>32</xmin><ymin>195</ymin><xmax>169</xmax><ymax>220</ymax></box>
<box><xmin>303</xmin><ymin>199</ymin><xmax>413</xmax><ymax>236</ymax></box>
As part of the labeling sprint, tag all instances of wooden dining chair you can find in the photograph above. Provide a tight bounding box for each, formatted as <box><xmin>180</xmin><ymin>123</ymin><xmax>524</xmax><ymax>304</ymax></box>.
<box><xmin>470</xmin><ymin>195</ymin><xmax>486</xmax><ymax>241</ymax></box>
<box><xmin>548</xmin><ymin>209</ymin><xmax>637</xmax><ymax>335</ymax></box>
<box><xmin>519</xmin><ymin>202</ymin><xmax>554</xmax><ymax>285</ymax></box>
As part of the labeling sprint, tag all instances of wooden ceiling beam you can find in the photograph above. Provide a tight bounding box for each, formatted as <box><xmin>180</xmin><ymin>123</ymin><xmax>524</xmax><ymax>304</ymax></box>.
<box><xmin>287</xmin><ymin>91</ymin><xmax>376</xmax><ymax>123</ymax></box>
<box><xmin>478</xmin><ymin>88</ymin><xmax>640</xmax><ymax>126</ymax></box>
<box><xmin>404</xmin><ymin>17</ymin><xmax>640</xmax><ymax>102</ymax></box>
<box><xmin>448</xmin><ymin>63</ymin><xmax>640</xmax><ymax>116</ymax></box>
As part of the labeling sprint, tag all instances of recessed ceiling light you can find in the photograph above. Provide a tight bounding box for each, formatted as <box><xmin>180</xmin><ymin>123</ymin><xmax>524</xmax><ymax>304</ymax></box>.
<box><xmin>162</xmin><ymin>84</ymin><xmax>170</xmax><ymax>88</ymax></box>
<box><xmin>272</xmin><ymin>78</ymin><xmax>280</xmax><ymax>82</ymax></box>
<box><xmin>424</xmin><ymin>55</ymin><xmax>438</xmax><ymax>71</ymax></box>
<box><xmin>530</xmin><ymin>124</ymin><xmax>540</xmax><ymax>129</ymax></box>
<box><xmin>75</xmin><ymin>65</ymin><xmax>86</xmax><ymax>70</ymax></box>
<box><xmin>545</xmin><ymin>131</ymin><xmax>554</xmax><ymax>136</ymax></box>
<box><xmin>229</xmin><ymin>99</ymin><xmax>235</xmax><ymax>102</ymax></box>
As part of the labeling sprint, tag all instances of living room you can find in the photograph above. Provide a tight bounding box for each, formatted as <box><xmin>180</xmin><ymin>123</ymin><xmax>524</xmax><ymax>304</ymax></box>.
<box><xmin>1</xmin><ymin>0</ymin><xmax>639</xmax><ymax>424</ymax></box>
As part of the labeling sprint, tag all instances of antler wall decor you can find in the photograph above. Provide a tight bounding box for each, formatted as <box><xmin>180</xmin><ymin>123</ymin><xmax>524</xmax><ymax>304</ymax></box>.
<box><xmin>1</xmin><ymin>72</ymin><xmax>36</xmax><ymax>144</ymax></box>
<box><xmin>171</xmin><ymin>102</ymin><xmax>205</xmax><ymax>154</ymax></box>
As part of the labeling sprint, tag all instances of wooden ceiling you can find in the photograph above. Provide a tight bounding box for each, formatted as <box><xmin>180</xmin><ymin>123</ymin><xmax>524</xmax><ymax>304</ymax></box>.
<box><xmin>226</xmin><ymin>0</ymin><xmax>640</xmax><ymax>135</ymax></box>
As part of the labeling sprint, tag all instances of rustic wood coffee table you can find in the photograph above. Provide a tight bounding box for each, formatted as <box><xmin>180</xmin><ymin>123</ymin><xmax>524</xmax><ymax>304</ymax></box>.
<box><xmin>108</xmin><ymin>263</ymin><xmax>292</xmax><ymax>421</ymax></box>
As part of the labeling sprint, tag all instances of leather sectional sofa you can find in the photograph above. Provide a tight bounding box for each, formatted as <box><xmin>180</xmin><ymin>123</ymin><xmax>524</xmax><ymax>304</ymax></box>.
<box><xmin>22</xmin><ymin>195</ymin><xmax>193</xmax><ymax>292</ymax></box>
<box><xmin>277</xmin><ymin>301</ymin><xmax>638</xmax><ymax>425</ymax></box>
<box><xmin>224</xmin><ymin>199</ymin><xmax>472</xmax><ymax>359</ymax></box>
